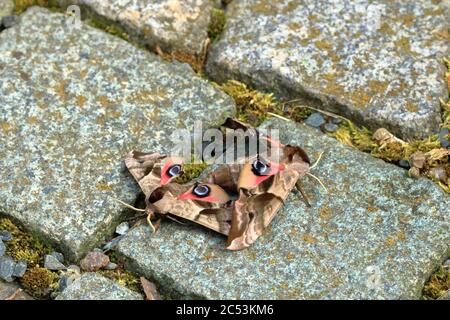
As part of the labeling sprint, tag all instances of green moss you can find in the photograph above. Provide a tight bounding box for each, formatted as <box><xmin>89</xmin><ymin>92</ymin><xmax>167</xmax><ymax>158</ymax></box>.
<box><xmin>216</xmin><ymin>80</ymin><xmax>282</xmax><ymax>126</ymax></box>
<box><xmin>208</xmin><ymin>8</ymin><xmax>226</xmax><ymax>42</ymax></box>
<box><xmin>174</xmin><ymin>160</ymin><xmax>209</xmax><ymax>184</ymax></box>
<box><xmin>97</xmin><ymin>252</ymin><xmax>141</xmax><ymax>293</ymax></box>
<box><xmin>84</xmin><ymin>15</ymin><xmax>134</xmax><ymax>44</ymax></box>
<box><xmin>21</xmin><ymin>266</ymin><xmax>58</xmax><ymax>298</ymax></box>
<box><xmin>98</xmin><ymin>269</ymin><xmax>141</xmax><ymax>293</ymax></box>
<box><xmin>422</xmin><ymin>265</ymin><xmax>450</xmax><ymax>300</ymax></box>
<box><xmin>0</xmin><ymin>218</ymin><xmax>51</xmax><ymax>266</ymax></box>
<box><xmin>13</xmin><ymin>0</ymin><xmax>60</xmax><ymax>14</ymax></box>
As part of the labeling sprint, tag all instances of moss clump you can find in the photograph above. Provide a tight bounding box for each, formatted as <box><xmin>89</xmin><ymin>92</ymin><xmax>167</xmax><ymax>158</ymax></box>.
<box><xmin>422</xmin><ymin>265</ymin><xmax>450</xmax><ymax>300</ymax></box>
<box><xmin>0</xmin><ymin>218</ymin><xmax>60</xmax><ymax>299</ymax></box>
<box><xmin>98</xmin><ymin>269</ymin><xmax>141</xmax><ymax>293</ymax></box>
<box><xmin>217</xmin><ymin>80</ymin><xmax>282</xmax><ymax>126</ymax></box>
<box><xmin>208</xmin><ymin>8</ymin><xmax>226</xmax><ymax>42</ymax></box>
<box><xmin>13</xmin><ymin>0</ymin><xmax>60</xmax><ymax>13</ymax></box>
<box><xmin>21</xmin><ymin>266</ymin><xmax>58</xmax><ymax>298</ymax></box>
<box><xmin>97</xmin><ymin>252</ymin><xmax>141</xmax><ymax>293</ymax></box>
<box><xmin>174</xmin><ymin>161</ymin><xmax>209</xmax><ymax>184</ymax></box>
<box><xmin>0</xmin><ymin>218</ymin><xmax>51</xmax><ymax>266</ymax></box>
<box><xmin>85</xmin><ymin>16</ymin><xmax>133</xmax><ymax>44</ymax></box>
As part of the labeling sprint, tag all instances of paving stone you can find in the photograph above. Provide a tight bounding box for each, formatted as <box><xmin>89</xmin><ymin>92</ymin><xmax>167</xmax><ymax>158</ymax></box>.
<box><xmin>0</xmin><ymin>256</ymin><xmax>15</xmax><ymax>282</ymax></box>
<box><xmin>44</xmin><ymin>255</ymin><xmax>66</xmax><ymax>271</ymax></box>
<box><xmin>0</xmin><ymin>0</ymin><xmax>14</xmax><ymax>19</ymax></box>
<box><xmin>206</xmin><ymin>0</ymin><xmax>450</xmax><ymax>139</ymax></box>
<box><xmin>56</xmin><ymin>273</ymin><xmax>142</xmax><ymax>300</ymax></box>
<box><xmin>0</xmin><ymin>7</ymin><xmax>235</xmax><ymax>261</ymax></box>
<box><xmin>117</xmin><ymin>118</ymin><xmax>450</xmax><ymax>299</ymax></box>
<box><xmin>0</xmin><ymin>281</ymin><xmax>34</xmax><ymax>300</ymax></box>
<box><xmin>0</xmin><ymin>240</ymin><xmax>4</xmax><ymax>257</ymax></box>
<box><xmin>58</xmin><ymin>0</ymin><xmax>213</xmax><ymax>56</ymax></box>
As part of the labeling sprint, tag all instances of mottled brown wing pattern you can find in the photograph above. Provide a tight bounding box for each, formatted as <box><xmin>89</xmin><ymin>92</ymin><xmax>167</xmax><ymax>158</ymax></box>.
<box><xmin>152</xmin><ymin>184</ymin><xmax>232</xmax><ymax>235</ymax></box>
<box><xmin>124</xmin><ymin>118</ymin><xmax>313</xmax><ymax>250</ymax></box>
<box><xmin>124</xmin><ymin>151</ymin><xmax>165</xmax><ymax>196</ymax></box>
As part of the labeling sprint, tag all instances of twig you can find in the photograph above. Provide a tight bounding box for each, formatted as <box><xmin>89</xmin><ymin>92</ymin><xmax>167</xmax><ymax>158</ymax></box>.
<box><xmin>5</xmin><ymin>288</ymin><xmax>22</xmax><ymax>301</ymax></box>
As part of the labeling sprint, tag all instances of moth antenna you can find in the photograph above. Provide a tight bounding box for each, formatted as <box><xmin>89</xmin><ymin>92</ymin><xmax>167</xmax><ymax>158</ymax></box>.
<box><xmin>306</xmin><ymin>172</ymin><xmax>328</xmax><ymax>194</ymax></box>
<box><xmin>110</xmin><ymin>197</ymin><xmax>146</xmax><ymax>212</ymax></box>
<box><xmin>124</xmin><ymin>213</ymin><xmax>147</xmax><ymax>221</ymax></box>
<box><xmin>267</xmin><ymin>112</ymin><xmax>291</xmax><ymax>122</ymax></box>
<box><xmin>147</xmin><ymin>215</ymin><xmax>156</xmax><ymax>233</ymax></box>
<box><xmin>166</xmin><ymin>215</ymin><xmax>187</xmax><ymax>225</ymax></box>
<box><xmin>295</xmin><ymin>180</ymin><xmax>312</xmax><ymax>207</ymax></box>
<box><xmin>310</xmin><ymin>151</ymin><xmax>324</xmax><ymax>170</ymax></box>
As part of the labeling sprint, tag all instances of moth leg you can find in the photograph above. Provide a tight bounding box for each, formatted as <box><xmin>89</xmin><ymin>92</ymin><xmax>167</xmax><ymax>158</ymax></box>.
<box><xmin>295</xmin><ymin>180</ymin><xmax>312</xmax><ymax>207</ymax></box>
<box><xmin>146</xmin><ymin>214</ymin><xmax>156</xmax><ymax>233</ymax></box>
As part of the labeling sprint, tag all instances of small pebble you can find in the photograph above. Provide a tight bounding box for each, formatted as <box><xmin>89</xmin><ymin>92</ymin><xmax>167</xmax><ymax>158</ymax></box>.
<box><xmin>409</xmin><ymin>151</ymin><xmax>426</xmax><ymax>169</ymax></box>
<box><xmin>105</xmin><ymin>262</ymin><xmax>118</xmax><ymax>270</ymax></box>
<box><xmin>398</xmin><ymin>159</ymin><xmax>410</xmax><ymax>169</ymax></box>
<box><xmin>444</xmin><ymin>259</ymin><xmax>450</xmax><ymax>270</ymax></box>
<box><xmin>331</xmin><ymin>117</ymin><xmax>343</xmax><ymax>125</ymax></box>
<box><xmin>0</xmin><ymin>230</ymin><xmax>12</xmax><ymax>241</ymax></box>
<box><xmin>0</xmin><ymin>256</ymin><xmax>15</xmax><ymax>282</ymax></box>
<box><xmin>323</xmin><ymin>123</ymin><xmax>338</xmax><ymax>133</ymax></box>
<box><xmin>439</xmin><ymin>128</ymin><xmax>449</xmax><ymax>148</ymax></box>
<box><xmin>103</xmin><ymin>235</ymin><xmax>124</xmax><ymax>251</ymax></box>
<box><xmin>12</xmin><ymin>260</ymin><xmax>27</xmax><ymax>278</ymax></box>
<box><xmin>305</xmin><ymin>113</ymin><xmax>325</xmax><ymax>128</ymax></box>
<box><xmin>0</xmin><ymin>240</ymin><xmax>5</xmax><ymax>257</ymax></box>
<box><xmin>93</xmin><ymin>247</ymin><xmax>104</xmax><ymax>253</ymax></box>
<box><xmin>50</xmin><ymin>251</ymin><xmax>65</xmax><ymax>263</ymax></box>
<box><xmin>67</xmin><ymin>265</ymin><xmax>81</xmax><ymax>275</ymax></box>
<box><xmin>115</xmin><ymin>222</ymin><xmax>130</xmax><ymax>235</ymax></box>
<box><xmin>429</xmin><ymin>167</ymin><xmax>448</xmax><ymax>184</ymax></box>
<box><xmin>1</xmin><ymin>15</ymin><xmax>18</xmax><ymax>28</ymax></box>
<box><xmin>58</xmin><ymin>275</ymin><xmax>76</xmax><ymax>292</ymax></box>
<box><xmin>44</xmin><ymin>254</ymin><xmax>66</xmax><ymax>271</ymax></box>
<box><xmin>80</xmin><ymin>251</ymin><xmax>110</xmax><ymax>272</ymax></box>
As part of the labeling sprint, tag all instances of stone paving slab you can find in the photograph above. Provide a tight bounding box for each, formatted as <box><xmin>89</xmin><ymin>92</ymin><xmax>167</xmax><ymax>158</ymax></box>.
<box><xmin>56</xmin><ymin>273</ymin><xmax>142</xmax><ymax>300</ymax></box>
<box><xmin>58</xmin><ymin>0</ymin><xmax>213</xmax><ymax>56</ymax></box>
<box><xmin>0</xmin><ymin>7</ymin><xmax>235</xmax><ymax>260</ymax></box>
<box><xmin>117</xmin><ymin>118</ymin><xmax>450</xmax><ymax>299</ymax></box>
<box><xmin>206</xmin><ymin>0</ymin><xmax>450</xmax><ymax>139</ymax></box>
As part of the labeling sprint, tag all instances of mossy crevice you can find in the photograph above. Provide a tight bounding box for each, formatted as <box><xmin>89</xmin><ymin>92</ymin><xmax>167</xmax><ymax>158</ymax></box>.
<box><xmin>422</xmin><ymin>265</ymin><xmax>450</xmax><ymax>300</ymax></box>
<box><xmin>0</xmin><ymin>217</ymin><xmax>59</xmax><ymax>298</ymax></box>
<box><xmin>13</xmin><ymin>0</ymin><xmax>60</xmax><ymax>14</ymax></box>
<box><xmin>208</xmin><ymin>8</ymin><xmax>226</xmax><ymax>43</ymax></box>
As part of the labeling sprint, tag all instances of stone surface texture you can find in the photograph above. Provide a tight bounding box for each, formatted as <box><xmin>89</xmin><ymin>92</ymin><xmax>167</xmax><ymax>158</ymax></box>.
<box><xmin>58</xmin><ymin>0</ymin><xmax>213</xmax><ymax>56</ymax></box>
<box><xmin>117</xmin><ymin>118</ymin><xmax>450</xmax><ymax>299</ymax></box>
<box><xmin>206</xmin><ymin>0</ymin><xmax>450</xmax><ymax>139</ymax></box>
<box><xmin>56</xmin><ymin>273</ymin><xmax>142</xmax><ymax>300</ymax></box>
<box><xmin>0</xmin><ymin>7</ymin><xmax>235</xmax><ymax>260</ymax></box>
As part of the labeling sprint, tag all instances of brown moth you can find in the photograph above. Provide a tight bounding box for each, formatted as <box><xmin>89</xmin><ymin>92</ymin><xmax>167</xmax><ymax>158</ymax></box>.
<box><xmin>124</xmin><ymin>118</ymin><xmax>313</xmax><ymax>250</ymax></box>
<box><xmin>124</xmin><ymin>151</ymin><xmax>233</xmax><ymax>235</ymax></box>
